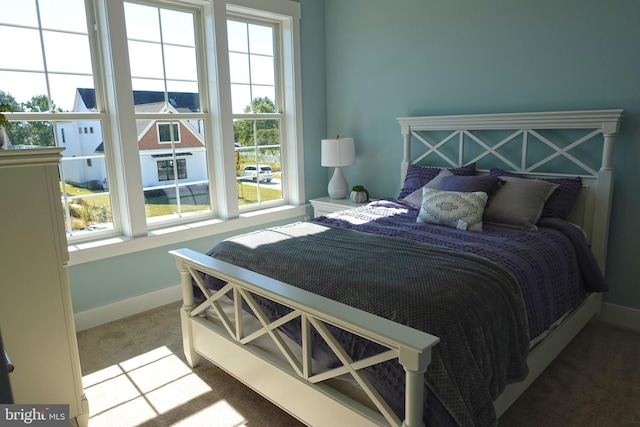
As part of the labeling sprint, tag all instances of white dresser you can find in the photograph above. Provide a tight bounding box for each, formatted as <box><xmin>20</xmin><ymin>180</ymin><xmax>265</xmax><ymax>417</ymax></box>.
<box><xmin>0</xmin><ymin>147</ymin><xmax>88</xmax><ymax>426</ymax></box>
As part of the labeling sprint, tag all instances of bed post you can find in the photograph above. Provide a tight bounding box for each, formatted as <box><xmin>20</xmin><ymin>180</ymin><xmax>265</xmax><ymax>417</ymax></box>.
<box><xmin>175</xmin><ymin>255</ymin><xmax>202</xmax><ymax>368</ymax></box>
<box><xmin>591</xmin><ymin>118</ymin><xmax>620</xmax><ymax>273</ymax></box>
<box><xmin>400</xmin><ymin>346</ymin><xmax>431</xmax><ymax>427</ymax></box>
<box><xmin>401</xmin><ymin>124</ymin><xmax>411</xmax><ymax>187</ymax></box>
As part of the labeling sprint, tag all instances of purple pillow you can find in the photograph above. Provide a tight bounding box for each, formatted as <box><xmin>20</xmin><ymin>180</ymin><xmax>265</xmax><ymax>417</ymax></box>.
<box><xmin>489</xmin><ymin>168</ymin><xmax>582</xmax><ymax>220</ymax></box>
<box><xmin>437</xmin><ymin>175</ymin><xmax>502</xmax><ymax>194</ymax></box>
<box><xmin>398</xmin><ymin>163</ymin><xmax>476</xmax><ymax>199</ymax></box>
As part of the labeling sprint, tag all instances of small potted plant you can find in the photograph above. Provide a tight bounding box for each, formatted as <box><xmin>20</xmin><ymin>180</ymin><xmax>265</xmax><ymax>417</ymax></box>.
<box><xmin>0</xmin><ymin>103</ymin><xmax>12</xmax><ymax>149</ymax></box>
<box><xmin>0</xmin><ymin>105</ymin><xmax>10</xmax><ymax>128</ymax></box>
<box><xmin>350</xmin><ymin>185</ymin><xmax>369</xmax><ymax>203</ymax></box>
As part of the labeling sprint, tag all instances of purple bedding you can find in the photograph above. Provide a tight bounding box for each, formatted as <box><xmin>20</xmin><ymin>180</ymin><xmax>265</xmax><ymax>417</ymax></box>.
<box><xmin>205</xmin><ymin>221</ymin><xmax>528</xmax><ymax>426</ymax></box>
<box><xmin>312</xmin><ymin>199</ymin><xmax>607</xmax><ymax>342</ymax></box>
<box><xmin>199</xmin><ymin>199</ymin><xmax>607</xmax><ymax>427</ymax></box>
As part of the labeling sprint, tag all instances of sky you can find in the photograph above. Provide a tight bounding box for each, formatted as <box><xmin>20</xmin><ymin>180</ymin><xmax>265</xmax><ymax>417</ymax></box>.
<box><xmin>0</xmin><ymin>0</ymin><xmax>275</xmax><ymax>114</ymax></box>
<box><xmin>0</xmin><ymin>0</ymin><xmax>92</xmax><ymax>110</ymax></box>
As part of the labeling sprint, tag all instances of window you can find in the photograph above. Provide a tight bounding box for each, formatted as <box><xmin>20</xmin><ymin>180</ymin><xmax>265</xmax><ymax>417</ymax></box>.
<box><xmin>157</xmin><ymin>159</ymin><xmax>187</xmax><ymax>181</ymax></box>
<box><xmin>228</xmin><ymin>18</ymin><xmax>283</xmax><ymax>208</ymax></box>
<box><xmin>0</xmin><ymin>0</ymin><xmax>303</xmax><ymax>249</ymax></box>
<box><xmin>124</xmin><ymin>2</ymin><xmax>210</xmax><ymax>226</ymax></box>
<box><xmin>157</xmin><ymin>123</ymin><xmax>180</xmax><ymax>144</ymax></box>
<box><xmin>0</xmin><ymin>0</ymin><xmax>113</xmax><ymax>238</ymax></box>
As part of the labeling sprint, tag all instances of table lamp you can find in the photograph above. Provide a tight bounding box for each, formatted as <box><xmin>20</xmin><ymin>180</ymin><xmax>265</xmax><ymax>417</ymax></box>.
<box><xmin>321</xmin><ymin>136</ymin><xmax>355</xmax><ymax>199</ymax></box>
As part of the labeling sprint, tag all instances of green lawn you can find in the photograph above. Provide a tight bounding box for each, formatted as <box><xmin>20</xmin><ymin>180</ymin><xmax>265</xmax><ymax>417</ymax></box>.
<box><xmin>237</xmin><ymin>181</ymin><xmax>283</xmax><ymax>206</ymax></box>
<box><xmin>62</xmin><ymin>181</ymin><xmax>283</xmax><ymax>229</ymax></box>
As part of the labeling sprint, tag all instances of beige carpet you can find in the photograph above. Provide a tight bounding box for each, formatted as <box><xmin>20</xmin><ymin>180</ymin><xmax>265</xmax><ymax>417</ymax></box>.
<box><xmin>499</xmin><ymin>320</ymin><xmax>640</xmax><ymax>427</ymax></box>
<box><xmin>76</xmin><ymin>302</ymin><xmax>640</xmax><ymax>426</ymax></box>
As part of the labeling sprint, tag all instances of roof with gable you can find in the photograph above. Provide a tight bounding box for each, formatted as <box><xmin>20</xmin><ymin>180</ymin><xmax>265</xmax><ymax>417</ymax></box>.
<box><xmin>76</xmin><ymin>88</ymin><xmax>200</xmax><ymax>112</ymax></box>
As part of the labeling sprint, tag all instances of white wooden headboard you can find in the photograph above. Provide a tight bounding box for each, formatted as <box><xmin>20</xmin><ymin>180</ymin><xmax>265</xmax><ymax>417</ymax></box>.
<box><xmin>397</xmin><ymin>110</ymin><xmax>623</xmax><ymax>272</ymax></box>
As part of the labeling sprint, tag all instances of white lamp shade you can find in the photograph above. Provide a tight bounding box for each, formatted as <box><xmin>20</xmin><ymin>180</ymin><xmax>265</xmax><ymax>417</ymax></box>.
<box><xmin>321</xmin><ymin>137</ymin><xmax>355</xmax><ymax>167</ymax></box>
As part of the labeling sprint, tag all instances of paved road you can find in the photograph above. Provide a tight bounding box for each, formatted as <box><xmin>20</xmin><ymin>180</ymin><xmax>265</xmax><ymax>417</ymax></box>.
<box><xmin>237</xmin><ymin>177</ymin><xmax>282</xmax><ymax>191</ymax></box>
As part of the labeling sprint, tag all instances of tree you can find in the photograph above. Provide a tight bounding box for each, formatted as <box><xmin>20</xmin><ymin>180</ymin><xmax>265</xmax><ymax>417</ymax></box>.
<box><xmin>0</xmin><ymin>91</ymin><xmax>20</xmax><ymax>112</ymax></box>
<box><xmin>24</xmin><ymin>94</ymin><xmax>59</xmax><ymax>113</ymax></box>
<box><xmin>0</xmin><ymin>91</ymin><xmax>19</xmax><ymax>129</ymax></box>
<box><xmin>2</xmin><ymin>94</ymin><xmax>61</xmax><ymax>146</ymax></box>
<box><xmin>233</xmin><ymin>96</ymin><xmax>280</xmax><ymax>149</ymax></box>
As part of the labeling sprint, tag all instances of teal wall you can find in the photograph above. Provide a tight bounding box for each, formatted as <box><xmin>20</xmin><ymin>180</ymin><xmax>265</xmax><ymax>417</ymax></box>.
<box><xmin>68</xmin><ymin>219</ymin><xmax>304</xmax><ymax>312</ymax></box>
<box><xmin>324</xmin><ymin>0</ymin><xmax>640</xmax><ymax>310</ymax></box>
<box><xmin>299</xmin><ymin>0</ymin><xmax>327</xmax><ymax>200</ymax></box>
<box><xmin>69</xmin><ymin>0</ymin><xmax>640</xmax><ymax>314</ymax></box>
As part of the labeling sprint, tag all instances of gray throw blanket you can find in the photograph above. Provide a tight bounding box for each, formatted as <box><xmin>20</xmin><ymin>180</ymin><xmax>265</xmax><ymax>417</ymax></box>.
<box><xmin>206</xmin><ymin>221</ymin><xmax>530</xmax><ymax>426</ymax></box>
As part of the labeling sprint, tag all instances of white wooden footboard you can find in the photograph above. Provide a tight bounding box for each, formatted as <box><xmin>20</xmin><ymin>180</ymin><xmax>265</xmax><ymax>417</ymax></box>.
<box><xmin>171</xmin><ymin>248</ymin><xmax>439</xmax><ymax>427</ymax></box>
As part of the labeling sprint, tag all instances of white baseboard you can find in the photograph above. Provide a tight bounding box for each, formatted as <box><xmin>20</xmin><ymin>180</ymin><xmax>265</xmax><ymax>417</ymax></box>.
<box><xmin>599</xmin><ymin>302</ymin><xmax>640</xmax><ymax>333</ymax></box>
<box><xmin>73</xmin><ymin>284</ymin><xmax>181</xmax><ymax>332</ymax></box>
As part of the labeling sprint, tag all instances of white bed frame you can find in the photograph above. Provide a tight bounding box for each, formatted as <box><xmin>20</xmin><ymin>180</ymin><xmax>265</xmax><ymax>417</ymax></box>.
<box><xmin>171</xmin><ymin>110</ymin><xmax>622</xmax><ymax>426</ymax></box>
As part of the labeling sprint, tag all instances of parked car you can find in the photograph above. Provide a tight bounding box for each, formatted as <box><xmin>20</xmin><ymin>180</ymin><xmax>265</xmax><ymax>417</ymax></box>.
<box><xmin>243</xmin><ymin>164</ymin><xmax>274</xmax><ymax>182</ymax></box>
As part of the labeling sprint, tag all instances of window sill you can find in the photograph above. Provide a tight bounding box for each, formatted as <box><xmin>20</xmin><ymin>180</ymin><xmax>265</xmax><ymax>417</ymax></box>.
<box><xmin>67</xmin><ymin>204</ymin><xmax>309</xmax><ymax>265</ymax></box>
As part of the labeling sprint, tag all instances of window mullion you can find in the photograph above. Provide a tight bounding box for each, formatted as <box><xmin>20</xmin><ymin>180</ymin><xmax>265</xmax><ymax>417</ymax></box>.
<box><xmin>97</xmin><ymin>0</ymin><xmax>147</xmax><ymax>238</ymax></box>
<box><xmin>206</xmin><ymin>1</ymin><xmax>238</xmax><ymax>219</ymax></box>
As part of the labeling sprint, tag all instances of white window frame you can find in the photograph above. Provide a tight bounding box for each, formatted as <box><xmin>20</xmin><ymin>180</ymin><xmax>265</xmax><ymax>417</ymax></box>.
<box><xmin>65</xmin><ymin>0</ymin><xmax>304</xmax><ymax>264</ymax></box>
<box><xmin>227</xmin><ymin>15</ymin><xmax>283</xmax><ymax>210</ymax></box>
<box><xmin>205</xmin><ymin>0</ymin><xmax>305</xmax><ymax>221</ymax></box>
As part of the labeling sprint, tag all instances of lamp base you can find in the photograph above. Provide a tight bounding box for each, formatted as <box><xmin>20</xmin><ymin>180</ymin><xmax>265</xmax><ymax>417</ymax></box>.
<box><xmin>328</xmin><ymin>167</ymin><xmax>348</xmax><ymax>199</ymax></box>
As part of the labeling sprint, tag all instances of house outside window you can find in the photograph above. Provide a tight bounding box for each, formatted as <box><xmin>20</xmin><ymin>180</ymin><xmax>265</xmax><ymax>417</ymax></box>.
<box><xmin>0</xmin><ymin>0</ymin><xmax>303</xmax><ymax>249</ymax></box>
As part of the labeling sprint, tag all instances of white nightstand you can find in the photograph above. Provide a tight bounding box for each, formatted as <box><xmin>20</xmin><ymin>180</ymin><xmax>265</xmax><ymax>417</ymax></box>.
<box><xmin>309</xmin><ymin>196</ymin><xmax>371</xmax><ymax>217</ymax></box>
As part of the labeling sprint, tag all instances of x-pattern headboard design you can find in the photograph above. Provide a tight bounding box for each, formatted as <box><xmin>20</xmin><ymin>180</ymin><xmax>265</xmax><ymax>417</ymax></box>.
<box><xmin>397</xmin><ymin>110</ymin><xmax>623</xmax><ymax>271</ymax></box>
<box><xmin>411</xmin><ymin>127</ymin><xmax>606</xmax><ymax>177</ymax></box>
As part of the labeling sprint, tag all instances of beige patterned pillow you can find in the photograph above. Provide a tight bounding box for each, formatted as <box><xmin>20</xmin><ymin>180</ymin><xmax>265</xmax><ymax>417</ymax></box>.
<box><xmin>417</xmin><ymin>188</ymin><xmax>488</xmax><ymax>231</ymax></box>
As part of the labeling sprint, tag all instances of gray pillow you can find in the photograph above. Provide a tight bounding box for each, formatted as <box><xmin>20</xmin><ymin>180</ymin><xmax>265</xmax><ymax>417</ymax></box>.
<box><xmin>483</xmin><ymin>176</ymin><xmax>559</xmax><ymax>230</ymax></box>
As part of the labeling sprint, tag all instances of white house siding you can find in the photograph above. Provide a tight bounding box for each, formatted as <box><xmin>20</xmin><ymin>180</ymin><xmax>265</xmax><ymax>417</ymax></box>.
<box><xmin>58</xmin><ymin>118</ymin><xmax>107</xmax><ymax>188</ymax></box>
<box><xmin>140</xmin><ymin>149</ymin><xmax>207</xmax><ymax>188</ymax></box>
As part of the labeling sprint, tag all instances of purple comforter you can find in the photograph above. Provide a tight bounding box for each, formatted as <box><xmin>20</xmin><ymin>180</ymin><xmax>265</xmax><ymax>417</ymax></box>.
<box><xmin>312</xmin><ymin>199</ymin><xmax>607</xmax><ymax>342</ymax></box>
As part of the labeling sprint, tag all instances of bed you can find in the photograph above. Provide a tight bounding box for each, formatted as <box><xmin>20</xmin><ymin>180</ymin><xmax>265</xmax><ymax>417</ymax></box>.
<box><xmin>170</xmin><ymin>109</ymin><xmax>623</xmax><ymax>426</ymax></box>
